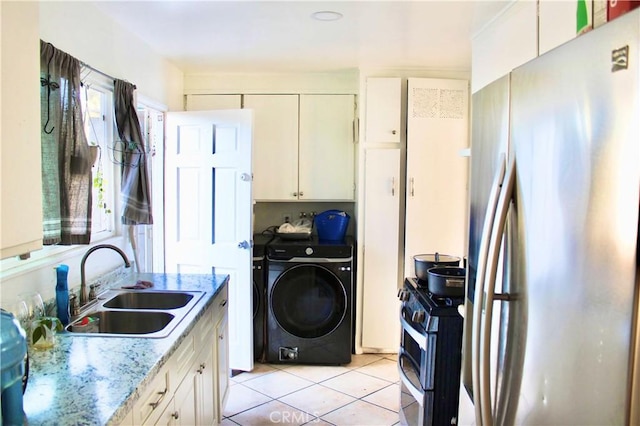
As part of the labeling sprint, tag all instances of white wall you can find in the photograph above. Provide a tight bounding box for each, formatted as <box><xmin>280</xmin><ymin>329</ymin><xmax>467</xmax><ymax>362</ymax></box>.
<box><xmin>1</xmin><ymin>2</ymin><xmax>184</xmax><ymax>310</ymax></box>
<box><xmin>39</xmin><ymin>1</ymin><xmax>184</xmax><ymax>111</ymax></box>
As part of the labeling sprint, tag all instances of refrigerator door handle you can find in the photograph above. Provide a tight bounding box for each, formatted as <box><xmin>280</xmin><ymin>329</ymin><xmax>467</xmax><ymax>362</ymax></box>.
<box><xmin>479</xmin><ymin>155</ymin><xmax>516</xmax><ymax>426</ymax></box>
<box><xmin>471</xmin><ymin>153</ymin><xmax>507</xmax><ymax>425</ymax></box>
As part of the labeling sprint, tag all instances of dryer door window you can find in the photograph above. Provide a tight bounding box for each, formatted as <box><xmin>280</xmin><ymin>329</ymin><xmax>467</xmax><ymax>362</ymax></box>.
<box><xmin>271</xmin><ymin>264</ymin><xmax>347</xmax><ymax>339</ymax></box>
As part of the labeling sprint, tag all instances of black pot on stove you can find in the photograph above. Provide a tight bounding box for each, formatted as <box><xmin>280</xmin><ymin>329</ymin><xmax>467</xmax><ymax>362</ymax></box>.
<box><xmin>426</xmin><ymin>266</ymin><xmax>466</xmax><ymax>297</ymax></box>
<box><xmin>413</xmin><ymin>253</ymin><xmax>460</xmax><ymax>281</ymax></box>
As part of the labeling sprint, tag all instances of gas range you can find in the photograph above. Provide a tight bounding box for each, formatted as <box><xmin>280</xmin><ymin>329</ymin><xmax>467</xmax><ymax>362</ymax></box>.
<box><xmin>404</xmin><ymin>277</ymin><xmax>464</xmax><ymax>315</ymax></box>
<box><xmin>398</xmin><ymin>277</ymin><xmax>464</xmax><ymax>425</ymax></box>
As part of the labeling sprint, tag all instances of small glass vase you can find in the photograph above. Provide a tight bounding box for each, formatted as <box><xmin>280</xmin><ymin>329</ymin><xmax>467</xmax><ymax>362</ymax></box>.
<box><xmin>30</xmin><ymin>316</ymin><xmax>62</xmax><ymax>350</ymax></box>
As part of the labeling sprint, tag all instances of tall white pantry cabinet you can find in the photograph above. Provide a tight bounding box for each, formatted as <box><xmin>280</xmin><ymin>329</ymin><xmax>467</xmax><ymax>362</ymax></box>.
<box><xmin>404</xmin><ymin>78</ymin><xmax>469</xmax><ymax>278</ymax></box>
<box><xmin>360</xmin><ymin>77</ymin><xmax>402</xmax><ymax>351</ymax></box>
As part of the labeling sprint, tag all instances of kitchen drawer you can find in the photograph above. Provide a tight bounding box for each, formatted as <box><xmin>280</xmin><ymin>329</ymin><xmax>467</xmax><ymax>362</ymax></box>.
<box><xmin>135</xmin><ymin>369</ymin><xmax>170</xmax><ymax>425</ymax></box>
<box><xmin>212</xmin><ymin>286</ymin><xmax>228</xmax><ymax>322</ymax></box>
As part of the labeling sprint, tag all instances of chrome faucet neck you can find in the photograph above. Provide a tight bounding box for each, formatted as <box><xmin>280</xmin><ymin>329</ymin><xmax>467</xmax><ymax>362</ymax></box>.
<box><xmin>80</xmin><ymin>244</ymin><xmax>131</xmax><ymax>307</ymax></box>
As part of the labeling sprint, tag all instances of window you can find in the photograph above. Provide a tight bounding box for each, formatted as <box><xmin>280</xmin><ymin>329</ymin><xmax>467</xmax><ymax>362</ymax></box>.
<box><xmin>0</xmin><ymin>72</ymin><xmax>120</xmax><ymax>272</ymax></box>
<box><xmin>80</xmin><ymin>80</ymin><xmax>117</xmax><ymax>239</ymax></box>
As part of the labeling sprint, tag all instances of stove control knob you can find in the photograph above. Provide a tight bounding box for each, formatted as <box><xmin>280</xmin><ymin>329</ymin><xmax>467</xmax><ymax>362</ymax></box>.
<box><xmin>412</xmin><ymin>310</ymin><xmax>426</xmax><ymax>323</ymax></box>
<box><xmin>397</xmin><ymin>289</ymin><xmax>410</xmax><ymax>301</ymax></box>
<box><xmin>305</xmin><ymin>247</ymin><xmax>314</xmax><ymax>256</ymax></box>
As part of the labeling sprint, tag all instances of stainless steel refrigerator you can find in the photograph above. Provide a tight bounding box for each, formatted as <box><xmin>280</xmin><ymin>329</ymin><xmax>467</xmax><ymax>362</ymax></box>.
<box><xmin>461</xmin><ymin>9</ymin><xmax>640</xmax><ymax>425</ymax></box>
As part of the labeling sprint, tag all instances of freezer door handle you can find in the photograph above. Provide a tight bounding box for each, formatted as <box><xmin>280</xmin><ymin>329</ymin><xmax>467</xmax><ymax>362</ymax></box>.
<box><xmin>479</xmin><ymin>155</ymin><xmax>516</xmax><ymax>426</ymax></box>
<box><xmin>471</xmin><ymin>153</ymin><xmax>506</xmax><ymax>425</ymax></box>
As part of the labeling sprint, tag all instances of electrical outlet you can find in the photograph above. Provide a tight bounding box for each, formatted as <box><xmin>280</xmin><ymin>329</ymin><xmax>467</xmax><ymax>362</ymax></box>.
<box><xmin>282</xmin><ymin>213</ymin><xmax>292</xmax><ymax>223</ymax></box>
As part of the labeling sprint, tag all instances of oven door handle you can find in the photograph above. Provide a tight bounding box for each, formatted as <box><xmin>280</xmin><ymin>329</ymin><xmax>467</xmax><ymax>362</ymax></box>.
<box><xmin>398</xmin><ymin>350</ymin><xmax>425</xmax><ymax>404</ymax></box>
<box><xmin>400</xmin><ymin>306</ymin><xmax>427</xmax><ymax>351</ymax></box>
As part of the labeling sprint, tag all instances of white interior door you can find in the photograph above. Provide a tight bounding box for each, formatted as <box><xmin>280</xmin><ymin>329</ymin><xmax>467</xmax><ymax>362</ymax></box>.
<box><xmin>165</xmin><ymin>110</ymin><xmax>253</xmax><ymax>372</ymax></box>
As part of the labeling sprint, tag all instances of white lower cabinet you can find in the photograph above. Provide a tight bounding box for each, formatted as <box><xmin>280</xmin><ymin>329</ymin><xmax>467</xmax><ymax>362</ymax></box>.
<box><xmin>360</xmin><ymin>148</ymin><xmax>401</xmax><ymax>350</ymax></box>
<box><xmin>214</xmin><ymin>298</ymin><xmax>230</xmax><ymax>423</ymax></box>
<box><xmin>195</xmin><ymin>344</ymin><xmax>215</xmax><ymax>424</ymax></box>
<box><xmin>155</xmin><ymin>378</ymin><xmax>197</xmax><ymax>426</ymax></box>
<box><xmin>127</xmin><ymin>286</ymin><xmax>229</xmax><ymax>426</ymax></box>
<box><xmin>194</xmin><ymin>296</ymin><xmax>216</xmax><ymax>425</ymax></box>
<box><xmin>133</xmin><ymin>369</ymin><xmax>172</xmax><ymax>425</ymax></box>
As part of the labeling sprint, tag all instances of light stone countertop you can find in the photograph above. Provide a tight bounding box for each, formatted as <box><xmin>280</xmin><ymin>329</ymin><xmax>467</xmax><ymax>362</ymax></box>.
<box><xmin>23</xmin><ymin>272</ymin><xmax>229</xmax><ymax>426</ymax></box>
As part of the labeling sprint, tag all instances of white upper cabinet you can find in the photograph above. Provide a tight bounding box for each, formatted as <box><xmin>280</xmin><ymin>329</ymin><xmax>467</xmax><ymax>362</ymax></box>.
<box><xmin>245</xmin><ymin>94</ymin><xmax>356</xmax><ymax>201</ymax></box>
<box><xmin>243</xmin><ymin>94</ymin><xmax>299</xmax><ymax>201</ymax></box>
<box><xmin>364</xmin><ymin>78</ymin><xmax>402</xmax><ymax>143</ymax></box>
<box><xmin>471</xmin><ymin>0</ymin><xmax>538</xmax><ymax>92</ymax></box>
<box><xmin>299</xmin><ymin>94</ymin><xmax>355</xmax><ymax>201</ymax></box>
<box><xmin>1</xmin><ymin>2</ymin><xmax>42</xmax><ymax>260</ymax></box>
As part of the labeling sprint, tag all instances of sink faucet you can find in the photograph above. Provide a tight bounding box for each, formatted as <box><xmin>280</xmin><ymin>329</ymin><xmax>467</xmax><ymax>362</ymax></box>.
<box><xmin>80</xmin><ymin>244</ymin><xmax>131</xmax><ymax>307</ymax></box>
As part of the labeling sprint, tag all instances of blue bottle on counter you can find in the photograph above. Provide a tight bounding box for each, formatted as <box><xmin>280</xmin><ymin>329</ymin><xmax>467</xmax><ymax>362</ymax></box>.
<box><xmin>56</xmin><ymin>264</ymin><xmax>70</xmax><ymax>326</ymax></box>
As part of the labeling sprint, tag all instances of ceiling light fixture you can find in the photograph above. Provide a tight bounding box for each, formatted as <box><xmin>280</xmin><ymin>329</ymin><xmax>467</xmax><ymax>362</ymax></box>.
<box><xmin>311</xmin><ymin>11</ymin><xmax>343</xmax><ymax>21</ymax></box>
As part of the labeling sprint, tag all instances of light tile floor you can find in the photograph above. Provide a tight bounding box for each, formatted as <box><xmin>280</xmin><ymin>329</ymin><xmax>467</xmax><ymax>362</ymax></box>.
<box><xmin>222</xmin><ymin>354</ymin><xmax>400</xmax><ymax>426</ymax></box>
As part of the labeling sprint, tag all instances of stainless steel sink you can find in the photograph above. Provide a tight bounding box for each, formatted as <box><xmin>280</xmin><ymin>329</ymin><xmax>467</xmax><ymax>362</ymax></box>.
<box><xmin>103</xmin><ymin>291</ymin><xmax>195</xmax><ymax>309</ymax></box>
<box><xmin>71</xmin><ymin>310</ymin><xmax>175</xmax><ymax>335</ymax></box>
<box><xmin>64</xmin><ymin>289</ymin><xmax>205</xmax><ymax>338</ymax></box>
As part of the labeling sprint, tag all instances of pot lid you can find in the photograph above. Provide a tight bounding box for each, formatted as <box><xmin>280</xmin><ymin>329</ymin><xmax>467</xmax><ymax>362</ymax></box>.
<box><xmin>413</xmin><ymin>253</ymin><xmax>460</xmax><ymax>263</ymax></box>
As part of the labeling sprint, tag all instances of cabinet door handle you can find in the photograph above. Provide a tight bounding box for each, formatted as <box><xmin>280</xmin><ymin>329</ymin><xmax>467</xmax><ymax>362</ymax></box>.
<box><xmin>293</xmin><ymin>192</ymin><xmax>298</xmax><ymax>197</ymax></box>
<box><xmin>171</xmin><ymin>411</ymin><xmax>180</xmax><ymax>420</ymax></box>
<box><xmin>299</xmin><ymin>191</ymin><xmax>304</xmax><ymax>197</ymax></box>
<box><xmin>392</xmin><ymin>130</ymin><xmax>397</xmax><ymax>135</ymax></box>
<box><xmin>220</xmin><ymin>299</ymin><xmax>227</xmax><ymax>307</ymax></box>
<box><xmin>149</xmin><ymin>388</ymin><xmax>168</xmax><ymax>409</ymax></box>
<box><xmin>391</xmin><ymin>177</ymin><xmax>396</xmax><ymax>196</ymax></box>
<box><xmin>410</xmin><ymin>177</ymin><xmax>415</xmax><ymax>197</ymax></box>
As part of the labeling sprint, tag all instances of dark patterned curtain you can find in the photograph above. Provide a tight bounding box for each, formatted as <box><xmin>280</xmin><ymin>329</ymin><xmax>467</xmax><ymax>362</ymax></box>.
<box><xmin>114</xmin><ymin>79</ymin><xmax>153</xmax><ymax>225</ymax></box>
<box><xmin>40</xmin><ymin>41</ymin><xmax>92</xmax><ymax>245</ymax></box>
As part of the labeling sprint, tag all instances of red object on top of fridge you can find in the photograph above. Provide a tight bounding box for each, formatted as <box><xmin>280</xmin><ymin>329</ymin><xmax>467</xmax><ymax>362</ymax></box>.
<box><xmin>609</xmin><ymin>0</ymin><xmax>640</xmax><ymax>19</ymax></box>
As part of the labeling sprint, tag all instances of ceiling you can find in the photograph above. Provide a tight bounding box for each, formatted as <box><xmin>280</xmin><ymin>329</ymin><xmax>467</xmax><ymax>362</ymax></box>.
<box><xmin>93</xmin><ymin>0</ymin><xmax>509</xmax><ymax>74</ymax></box>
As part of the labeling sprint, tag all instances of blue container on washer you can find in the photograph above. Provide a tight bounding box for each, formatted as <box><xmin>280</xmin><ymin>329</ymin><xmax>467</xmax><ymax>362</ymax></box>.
<box><xmin>315</xmin><ymin>210</ymin><xmax>350</xmax><ymax>241</ymax></box>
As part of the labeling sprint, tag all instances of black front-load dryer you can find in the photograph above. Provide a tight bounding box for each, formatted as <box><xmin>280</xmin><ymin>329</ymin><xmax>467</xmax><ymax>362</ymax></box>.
<box><xmin>253</xmin><ymin>233</ymin><xmax>272</xmax><ymax>360</ymax></box>
<box><xmin>266</xmin><ymin>236</ymin><xmax>353</xmax><ymax>365</ymax></box>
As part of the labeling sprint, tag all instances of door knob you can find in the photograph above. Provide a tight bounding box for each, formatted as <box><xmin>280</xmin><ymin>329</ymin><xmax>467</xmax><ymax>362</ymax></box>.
<box><xmin>238</xmin><ymin>240</ymin><xmax>251</xmax><ymax>249</ymax></box>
